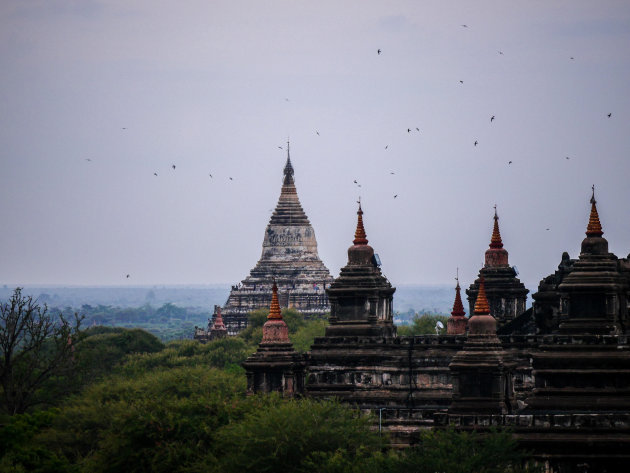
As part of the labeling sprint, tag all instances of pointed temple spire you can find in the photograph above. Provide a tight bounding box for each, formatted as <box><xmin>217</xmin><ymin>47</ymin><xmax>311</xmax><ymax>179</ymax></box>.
<box><xmin>212</xmin><ymin>307</ymin><xmax>227</xmax><ymax>330</ymax></box>
<box><xmin>473</xmin><ymin>276</ymin><xmax>491</xmax><ymax>315</ymax></box>
<box><xmin>283</xmin><ymin>140</ymin><xmax>295</xmax><ymax>186</ymax></box>
<box><xmin>451</xmin><ymin>278</ymin><xmax>466</xmax><ymax>317</ymax></box>
<box><xmin>468</xmin><ymin>276</ymin><xmax>497</xmax><ymax>336</ymax></box>
<box><xmin>484</xmin><ymin>206</ymin><xmax>509</xmax><ymax>267</ymax></box>
<box><xmin>489</xmin><ymin>205</ymin><xmax>504</xmax><ymax>249</ymax></box>
<box><xmin>353</xmin><ymin>201</ymin><xmax>369</xmax><ymax>245</ymax></box>
<box><xmin>447</xmin><ymin>270</ymin><xmax>467</xmax><ymax>335</ymax></box>
<box><xmin>586</xmin><ymin>185</ymin><xmax>603</xmax><ymax>237</ymax></box>
<box><xmin>267</xmin><ymin>280</ymin><xmax>282</xmax><ymax>320</ymax></box>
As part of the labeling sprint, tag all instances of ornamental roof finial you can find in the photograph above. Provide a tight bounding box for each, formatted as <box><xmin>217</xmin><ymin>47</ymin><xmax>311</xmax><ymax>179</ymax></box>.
<box><xmin>586</xmin><ymin>185</ymin><xmax>603</xmax><ymax>237</ymax></box>
<box><xmin>268</xmin><ymin>279</ymin><xmax>282</xmax><ymax>319</ymax></box>
<box><xmin>353</xmin><ymin>199</ymin><xmax>368</xmax><ymax>245</ymax></box>
<box><xmin>489</xmin><ymin>205</ymin><xmax>504</xmax><ymax>249</ymax></box>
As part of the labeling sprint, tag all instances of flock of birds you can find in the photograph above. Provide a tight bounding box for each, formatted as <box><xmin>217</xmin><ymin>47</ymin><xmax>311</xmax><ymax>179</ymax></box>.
<box><xmin>81</xmin><ymin>24</ymin><xmax>616</xmax><ymax>280</ymax></box>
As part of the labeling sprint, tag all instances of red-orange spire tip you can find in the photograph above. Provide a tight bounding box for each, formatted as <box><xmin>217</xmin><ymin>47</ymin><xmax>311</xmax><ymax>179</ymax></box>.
<box><xmin>451</xmin><ymin>278</ymin><xmax>466</xmax><ymax>317</ymax></box>
<box><xmin>489</xmin><ymin>205</ymin><xmax>504</xmax><ymax>249</ymax></box>
<box><xmin>353</xmin><ymin>201</ymin><xmax>369</xmax><ymax>245</ymax></box>
<box><xmin>586</xmin><ymin>185</ymin><xmax>603</xmax><ymax>237</ymax></box>
<box><xmin>473</xmin><ymin>277</ymin><xmax>491</xmax><ymax>315</ymax></box>
<box><xmin>268</xmin><ymin>280</ymin><xmax>282</xmax><ymax>319</ymax></box>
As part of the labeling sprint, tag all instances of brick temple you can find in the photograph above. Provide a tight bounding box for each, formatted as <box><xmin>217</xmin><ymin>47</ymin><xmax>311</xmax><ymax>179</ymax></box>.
<box><xmin>196</xmin><ymin>145</ymin><xmax>333</xmax><ymax>338</ymax></box>
<box><xmin>244</xmin><ymin>190</ymin><xmax>630</xmax><ymax>473</ymax></box>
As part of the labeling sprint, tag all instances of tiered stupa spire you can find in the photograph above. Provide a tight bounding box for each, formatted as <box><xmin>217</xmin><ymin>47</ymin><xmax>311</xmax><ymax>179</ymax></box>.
<box><xmin>353</xmin><ymin>202</ymin><xmax>368</xmax><ymax>245</ymax></box>
<box><xmin>261</xmin><ymin>281</ymin><xmax>290</xmax><ymax>344</ymax></box>
<box><xmin>485</xmin><ymin>206</ymin><xmax>508</xmax><ymax>267</ymax></box>
<box><xmin>586</xmin><ymin>185</ymin><xmax>603</xmax><ymax>237</ymax></box>
<box><xmin>447</xmin><ymin>271</ymin><xmax>467</xmax><ymax>335</ymax></box>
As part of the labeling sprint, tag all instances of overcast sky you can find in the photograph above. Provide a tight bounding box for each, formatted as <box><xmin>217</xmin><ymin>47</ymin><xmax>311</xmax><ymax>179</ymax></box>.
<box><xmin>1</xmin><ymin>0</ymin><xmax>629</xmax><ymax>292</ymax></box>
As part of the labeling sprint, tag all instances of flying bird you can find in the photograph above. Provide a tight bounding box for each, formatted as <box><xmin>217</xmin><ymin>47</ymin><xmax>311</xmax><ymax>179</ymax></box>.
<box><xmin>407</xmin><ymin>128</ymin><xmax>411</xmax><ymax>133</ymax></box>
<box><xmin>229</xmin><ymin>177</ymin><xmax>233</xmax><ymax>180</ymax></box>
<box><xmin>491</xmin><ymin>115</ymin><xmax>495</xmax><ymax>122</ymax></box>
<box><xmin>461</xmin><ymin>24</ymin><xmax>468</xmax><ymax>28</ymax></box>
<box><xmin>377</xmin><ymin>49</ymin><xmax>381</xmax><ymax>55</ymax></box>
<box><xmin>416</xmin><ymin>127</ymin><xmax>420</xmax><ymax>131</ymax></box>
<box><xmin>278</xmin><ymin>146</ymin><xmax>283</xmax><ymax>149</ymax></box>
<box><xmin>209</xmin><ymin>173</ymin><xmax>213</xmax><ymax>178</ymax></box>
<box><xmin>459</xmin><ymin>80</ymin><xmax>464</xmax><ymax>84</ymax></box>
<box><xmin>546</xmin><ymin>228</ymin><xmax>550</xmax><ymax>231</ymax></box>
<box><xmin>353</xmin><ymin>180</ymin><xmax>358</xmax><ymax>184</ymax></box>
<box><xmin>498</xmin><ymin>51</ymin><xmax>504</xmax><ymax>55</ymax></box>
<box><xmin>121</xmin><ymin>127</ymin><xmax>127</xmax><ymax>130</ymax></box>
<box><xmin>126</xmin><ymin>274</ymin><xmax>130</xmax><ymax>279</ymax></box>
<box><xmin>385</xmin><ymin>145</ymin><xmax>388</xmax><ymax>149</ymax></box>
<box><xmin>172</xmin><ymin>165</ymin><xmax>176</xmax><ymax>170</ymax></box>
<box><xmin>570</xmin><ymin>57</ymin><xmax>574</xmax><ymax>60</ymax></box>
<box><xmin>390</xmin><ymin>172</ymin><xmax>395</xmax><ymax>175</ymax></box>
<box><xmin>508</xmin><ymin>161</ymin><xmax>512</xmax><ymax>165</ymax></box>
<box><xmin>608</xmin><ymin>113</ymin><xmax>612</xmax><ymax>118</ymax></box>
<box><xmin>316</xmin><ymin>131</ymin><xmax>320</xmax><ymax>135</ymax></box>
<box><xmin>85</xmin><ymin>158</ymin><xmax>92</xmax><ymax>162</ymax></box>
<box><xmin>153</xmin><ymin>172</ymin><xmax>158</xmax><ymax>176</ymax></box>
<box><xmin>565</xmin><ymin>156</ymin><xmax>570</xmax><ymax>160</ymax></box>
<box><xmin>394</xmin><ymin>194</ymin><xmax>398</xmax><ymax>199</ymax></box>
<box><xmin>474</xmin><ymin>140</ymin><xmax>478</xmax><ymax>146</ymax></box>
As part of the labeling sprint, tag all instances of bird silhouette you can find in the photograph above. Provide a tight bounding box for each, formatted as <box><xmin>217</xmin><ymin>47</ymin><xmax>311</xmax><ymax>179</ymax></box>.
<box><xmin>407</xmin><ymin>128</ymin><xmax>411</xmax><ymax>133</ymax></box>
<box><xmin>416</xmin><ymin>127</ymin><xmax>420</xmax><ymax>131</ymax></box>
<box><xmin>278</xmin><ymin>146</ymin><xmax>283</xmax><ymax>149</ymax></box>
<box><xmin>385</xmin><ymin>145</ymin><xmax>388</xmax><ymax>149</ymax></box>
<box><xmin>459</xmin><ymin>80</ymin><xmax>464</xmax><ymax>84</ymax></box>
<box><xmin>316</xmin><ymin>131</ymin><xmax>320</xmax><ymax>135</ymax></box>
<box><xmin>85</xmin><ymin>158</ymin><xmax>92</xmax><ymax>162</ymax></box>
<box><xmin>570</xmin><ymin>57</ymin><xmax>574</xmax><ymax>60</ymax></box>
<box><xmin>229</xmin><ymin>177</ymin><xmax>233</xmax><ymax>180</ymax></box>
<box><xmin>474</xmin><ymin>140</ymin><xmax>478</xmax><ymax>146</ymax></box>
<box><xmin>377</xmin><ymin>49</ymin><xmax>381</xmax><ymax>55</ymax></box>
<box><xmin>565</xmin><ymin>157</ymin><xmax>570</xmax><ymax>160</ymax></box>
<box><xmin>498</xmin><ymin>51</ymin><xmax>504</xmax><ymax>55</ymax></box>
<box><xmin>153</xmin><ymin>172</ymin><xmax>158</xmax><ymax>176</ymax></box>
<box><xmin>353</xmin><ymin>180</ymin><xmax>358</xmax><ymax>184</ymax></box>
<box><xmin>546</xmin><ymin>228</ymin><xmax>550</xmax><ymax>231</ymax></box>
<box><xmin>394</xmin><ymin>195</ymin><xmax>398</xmax><ymax>198</ymax></box>
<box><xmin>491</xmin><ymin>115</ymin><xmax>495</xmax><ymax>122</ymax></box>
<box><xmin>122</xmin><ymin>127</ymin><xmax>127</xmax><ymax>130</ymax></box>
<box><xmin>172</xmin><ymin>165</ymin><xmax>176</xmax><ymax>170</ymax></box>
<box><xmin>508</xmin><ymin>161</ymin><xmax>512</xmax><ymax>165</ymax></box>
<box><xmin>209</xmin><ymin>173</ymin><xmax>213</xmax><ymax>178</ymax></box>
<box><xmin>126</xmin><ymin>274</ymin><xmax>130</xmax><ymax>278</ymax></box>
<box><xmin>461</xmin><ymin>24</ymin><xmax>467</xmax><ymax>27</ymax></box>
<box><xmin>390</xmin><ymin>172</ymin><xmax>395</xmax><ymax>175</ymax></box>
<box><xmin>608</xmin><ymin>113</ymin><xmax>612</xmax><ymax>118</ymax></box>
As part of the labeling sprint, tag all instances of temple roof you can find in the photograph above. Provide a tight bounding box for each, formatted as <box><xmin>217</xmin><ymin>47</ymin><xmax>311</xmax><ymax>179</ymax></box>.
<box><xmin>586</xmin><ymin>186</ymin><xmax>603</xmax><ymax>237</ymax></box>
<box><xmin>268</xmin><ymin>145</ymin><xmax>310</xmax><ymax>226</ymax></box>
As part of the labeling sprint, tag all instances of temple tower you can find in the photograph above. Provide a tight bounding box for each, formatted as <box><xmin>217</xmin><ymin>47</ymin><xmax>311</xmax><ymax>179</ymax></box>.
<box><xmin>242</xmin><ymin>281</ymin><xmax>305</xmax><ymax>396</ymax></box>
<box><xmin>557</xmin><ymin>187</ymin><xmax>628</xmax><ymax>334</ymax></box>
<box><xmin>216</xmin><ymin>145</ymin><xmax>334</xmax><ymax>335</ymax></box>
<box><xmin>209</xmin><ymin>307</ymin><xmax>227</xmax><ymax>340</ymax></box>
<box><xmin>325</xmin><ymin>203</ymin><xmax>396</xmax><ymax>337</ymax></box>
<box><xmin>449</xmin><ymin>277</ymin><xmax>516</xmax><ymax>415</ymax></box>
<box><xmin>467</xmin><ymin>207</ymin><xmax>529</xmax><ymax>328</ymax></box>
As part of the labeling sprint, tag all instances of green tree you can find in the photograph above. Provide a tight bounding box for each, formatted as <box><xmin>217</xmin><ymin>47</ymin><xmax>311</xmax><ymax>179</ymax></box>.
<box><xmin>0</xmin><ymin>288</ymin><xmax>83</xmax><ymax>415</ymax></box>
<box><xmin>207</xmin><ymin>398</ymin><xmax>385</xmax><ymax>473</ymax></box>
<box><xmin>397</xmin><ymin>313</ymin><xmax>449</xmax><ymax>336</ymax></box>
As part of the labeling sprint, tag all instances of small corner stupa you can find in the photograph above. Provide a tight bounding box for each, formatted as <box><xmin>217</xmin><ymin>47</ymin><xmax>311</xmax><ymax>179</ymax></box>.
<box><xmin>242</xmin><ymin>280</ymin><xmax>305</xmax><ymax>396</ymax></box>
<box><xmin>446</xmin><ymin>272</ymin><xmax>467</xmax><ymax>335</ymax></box>
<box><xmin>213</xmin><ymin>143</ymin><xmax>334</xmax><ymax>335</ymax></box>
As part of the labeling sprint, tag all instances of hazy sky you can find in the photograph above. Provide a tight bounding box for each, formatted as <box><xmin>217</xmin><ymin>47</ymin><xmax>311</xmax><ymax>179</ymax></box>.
<box><xmin>1</xmin><ymin>0</ymin><xmax>630</xmax><ymax>292</ymax></box>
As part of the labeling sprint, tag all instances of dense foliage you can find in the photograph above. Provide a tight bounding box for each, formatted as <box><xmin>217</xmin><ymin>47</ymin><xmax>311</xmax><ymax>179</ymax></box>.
<box><xmin>1</xmin><ymin>291</ymin><xmax>538</xmax><ymax>473</ymax></box>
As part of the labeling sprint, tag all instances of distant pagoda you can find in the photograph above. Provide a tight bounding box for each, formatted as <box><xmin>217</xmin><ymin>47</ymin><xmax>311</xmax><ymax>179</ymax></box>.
<box><xmin>205</xmin><ymin>144</ymin><xmax>334</xmax><ymax>336</ymax></box>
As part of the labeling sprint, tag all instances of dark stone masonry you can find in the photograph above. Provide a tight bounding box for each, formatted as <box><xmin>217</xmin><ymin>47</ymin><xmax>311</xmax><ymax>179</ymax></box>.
<box><xmin>243</xmin><ymin>189</ymin><xmax>630</xmax><ymax>473</ymax></box>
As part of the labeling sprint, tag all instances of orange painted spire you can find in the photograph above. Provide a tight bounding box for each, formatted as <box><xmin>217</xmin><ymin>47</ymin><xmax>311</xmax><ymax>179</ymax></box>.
<box><xmin>212</xmin><ymin>307</ymin><xmax>226</xmax><ymax>330</ymax></box>
<box><xmin>451</xmin><ymin>278</ymin><xmax>466</xmax><ymax>317</ymax></box>
<box><xmin>353</xmin><ymin>200</ymin><xmax>368</xmax><ymax>245</ymax></box>
<box><xmin>586</xmin><ymin>185</ymin><xmax>603</xmax><ymax>237</ymax></box>
<box><xmin>474</xmin><ymin>277</ymin><xmax>491</xmax><ymax>315</ymax></box>
<box><xmin>268</xmin><ymin>280</ymin><xmax>282</xmax><ymax>319</ymax></box>
<box><xmin>489</xmin><ymin>205</ymin><xmax>504</xmax><ymax>249</ymax></box>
